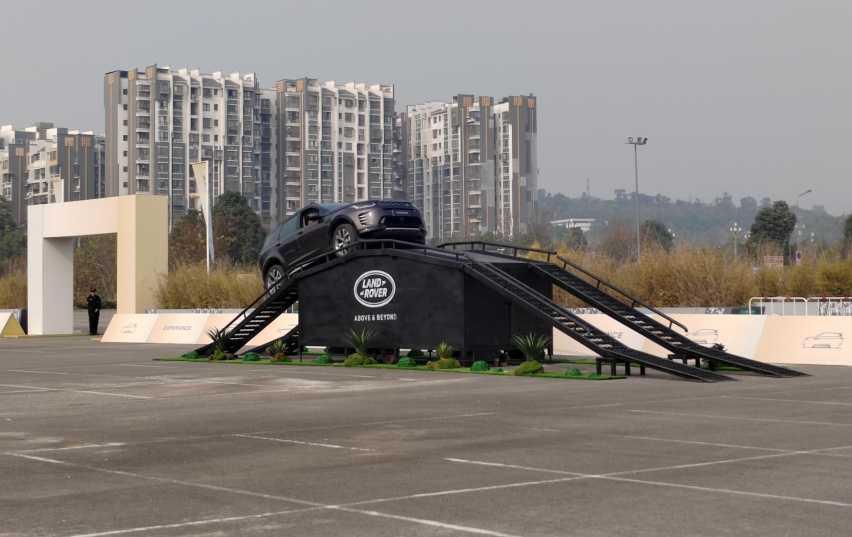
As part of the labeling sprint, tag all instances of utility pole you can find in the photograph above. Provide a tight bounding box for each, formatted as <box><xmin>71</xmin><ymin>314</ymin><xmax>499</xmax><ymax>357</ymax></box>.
<box><xmin>730</xmin><ymin>222</ymin><xmax>742</xmax><ymax>259</ymax></box>
<box><xmin>625</xmin><ymin>137</ymin><xmax>648</xmax><ymax>262</ymax></box>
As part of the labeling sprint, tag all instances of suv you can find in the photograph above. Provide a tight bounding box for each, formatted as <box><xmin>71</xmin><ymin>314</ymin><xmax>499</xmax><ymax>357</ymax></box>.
<box><xmin>259</xmin><ymin>200</ymin><xmax>426</xmax><ymax>289</ymax></box>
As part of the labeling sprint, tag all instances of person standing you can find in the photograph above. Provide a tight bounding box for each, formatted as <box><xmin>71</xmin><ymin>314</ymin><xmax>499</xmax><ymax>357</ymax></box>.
<box><xmin>86</xmin><ymin>288</ymin><xmax>102</xmax><ymax>336</ymax></box>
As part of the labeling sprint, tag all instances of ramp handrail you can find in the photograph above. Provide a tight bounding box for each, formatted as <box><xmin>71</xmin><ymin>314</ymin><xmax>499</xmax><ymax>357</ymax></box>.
<box><xmin>440</xmin><ymin>240</ymin><xmax>688</xmax><ymax>333</ymax></box>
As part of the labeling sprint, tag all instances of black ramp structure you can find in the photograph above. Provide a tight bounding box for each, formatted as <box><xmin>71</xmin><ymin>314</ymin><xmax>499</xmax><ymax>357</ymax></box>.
<box><xmin>197</xmin><ymin>240</ymin><xmax>731</xmax><ymax>382</ymax></box>
<box><xmin>441</xmin><ymin>241</ymin><xmax>804</xmax><ymax>377</ymax></box>
<box><xmin>460</xmin><ymin>256</ymin><xmax>731</xmax><ymax>382</ymax></box>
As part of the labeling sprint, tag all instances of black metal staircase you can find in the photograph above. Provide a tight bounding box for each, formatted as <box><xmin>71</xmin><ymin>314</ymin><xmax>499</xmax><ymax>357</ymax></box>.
<box><xmin>460</xmin><ymin>257</ymin><xmax>732</xmax><ymax>382</ymax></box>
<box><xmin>443</xmin><ymin>241</ymin><xmax>804</xmax><ymax>378</ymax></box>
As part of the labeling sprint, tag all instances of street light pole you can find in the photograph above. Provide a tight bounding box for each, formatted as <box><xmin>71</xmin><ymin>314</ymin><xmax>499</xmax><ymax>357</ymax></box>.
<box><xmin>626</xmin><ymin>137</ymin><xmax>648</xmax><ymax>262</ymax></box>
<box><xmin>730</xmin><ymin>222</ymin><xmax>742</xmax><ymax>259</ymax></box>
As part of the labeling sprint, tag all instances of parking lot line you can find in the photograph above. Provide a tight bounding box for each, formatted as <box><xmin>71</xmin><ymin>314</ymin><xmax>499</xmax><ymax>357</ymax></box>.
<box><xmin>443</xmin><ymin>441</ymin><xmax>852</xmax><ymax>509</ymax></box>
<box><xmin>0</xmin><ymin>383</ymin><xmax>151</xmax><ymax>400</ymax></box>
<box><xmin>7</xmin><ymin>369</ymin><xmax>71</xmax><ymax>375</ymax></box>
<box><xmin>19</xmin><ymin>443</ymin><xmax>126</xmax><ymax>453</ymax></box>
<box><xmin>233</xmin><ymin>433</ymin><xmax>374</xmax><ymax>452</ymax></box>
<box><xmin>65</xmin><ymin>507</ymin><xmax>324</xmax><ymax>537</ymax></box>
<box><xmin>629</xmin><ymin>409</ymin><xmax>852</xmax><ymax>427</ymax></box>
<box><xmin>615</xmin><ymin>435</ymin><xmax>790</xmax><ymax>452</ymax></box>
<box><xmin>6</xmin><ymin>451</ymin><xmax>531</xmax><ymax>537</ymax></box>
<box><xmin>721</xmin><ymin>395</ymin><xmax>852</xmax><ymax>407</ymax></box>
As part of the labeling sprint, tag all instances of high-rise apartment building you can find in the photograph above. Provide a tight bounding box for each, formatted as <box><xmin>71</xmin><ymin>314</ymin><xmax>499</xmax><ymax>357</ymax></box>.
<box><xmin>273</xmin><ymin>78</ymin><xmax>396</xmax><ymax>220</ymax></box>
<box><xmin>402</xmin><ymin>94</ymin><xmax>537</xmax><ymax>240</ymax></box>
<box><xmin>104</xmin><ymin>65</ymin><xmax>276</xmax><ymax>225</ymax></box>
<box><xmin>0</xmin><ymin>123</ymin><xmax>105</xmax><ymax>224</ymax></box>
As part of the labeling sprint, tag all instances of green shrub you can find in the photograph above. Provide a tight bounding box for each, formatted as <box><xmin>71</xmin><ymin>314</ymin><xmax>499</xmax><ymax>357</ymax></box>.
<box><xmin>426</xmin><ymin>357</ymin><xmax>461</xmax><ymax>370</ymax></box>
<box><xmin>343</xmin><ymin>353</ymin><xmax>377</xmax><ymax>367</ymax></box>
<box><xmin>512</xmin><ymin>333</ymin><xmax>550</xmax><ymax>362</ymax></box>
<box><xmin>491</xmin><ymin>368</ymin><xmax>504</xmax><ymax>373</ymax></box>
<box><xmin>397</xmin><ymin>356</ymin><xmax>418</xmax><ymax>368</ymax></box>
<box><xmin>211</xmin><ymin>349</ymin><xmax>226</xmax><ymax>361</ymax></box>
<box><xmin>587</xmin><ymin>372</ymin><xmax>603</xmax><ymax>379</ymax></box>
<box><xmin>564</xmin><ymin>367</ymin><xmax>583</xmax><ymax>377</ymax></box>
<box><xmin>181</xmin><ymin>351</ymin><xmax>199</xmax><ymax>360</ymax></box>
<box><xmin>313</xmin><ymin>354</ymin><xmax>332</xmax><ymax>364</ymax></box>
<box><xmin>435</xmin><ymin>342</ymin><xmax>454</xmax><ymax>360</ymax></box>
<box><xmin>242</xmin><ymin>352</ymin><xmax>261</xmax><ymax>362</ymax></box>
<box><xmin>514</xmin><ymin>360</ymin><xmax>544</xmax><ymax>376</ymax></box>
<box><xmin>470</xmin><ymin>360</ymin><xmax>489</xmax><ymax>372</ymax></box>
<box><xmin>406</xmin><ymin>348</ymin><xmax>424</xmax><ymax>358</ymax></box>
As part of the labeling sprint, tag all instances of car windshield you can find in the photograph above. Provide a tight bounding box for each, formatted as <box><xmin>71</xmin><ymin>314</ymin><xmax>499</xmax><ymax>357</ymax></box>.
<box><xmin>319</xmin><ymin>203</ymin><xmax>346</xmax><ymax>215</ymax></box>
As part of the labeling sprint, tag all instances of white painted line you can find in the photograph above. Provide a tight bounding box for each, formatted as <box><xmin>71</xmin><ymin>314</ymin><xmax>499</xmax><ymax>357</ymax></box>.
<box><xmin>0</xmin><ymin>383</ymin><xmax>53</xmax><ymax>391</ymax></box>
<box><xmin>629</xmin><ymin>409</ymin><xmax>852</xmax><ymax>427</ymax></box>
<box><xmin>602</xmin><ymin>475</ymin><xmax>852</xmax><ymax>508</ymax></box>
<box><xmin>19</xmin><ymin>443</ymin><xmax>126</xmax><ymax>453</ymax></box>
<box><xmin>349</xmin><ymin>476</ymin><xmax>583</xmax><ymax>506</ymax></box>
<box><xmin>8</xmin><ymin>451</ymin><xmax>534</xmax><ymax>537</ymax></box>
<box><xmin>234</xmin><ymin>434</ymin><xmax>374</xmax><ymax>452</ymax></box>
<box><xmin>64</xmin><ymin>507</ymin><xmax>323</xmax><ymax>537</ymax></box>
<box><xmin>333</xmin><ymin>506</ymin><xmax>525</xmax><ymax>537</ymax></box>
<box><xmin>722</xmin><ymin>395</ymin><xmax>852</xmax><ymax>407</ymax></box>
<box><xmin>5</xmin><ymin>452</ymin><xmax>324</xmax><ymax>507</ymax></box>
<box><xmin>70</xmin><ymin>390</ymin><xmax>152</xmax><ymax>400</ymax></box>
<box><xmin>604</xmin><ymin>451</ymin><xmax>803</xmax><ymax>477</ymax></box>
<box><xmin>529</xmin><ymin>427</ymin><xmax>561</xmax><ymax>433</ymax></box>
<box><xmin>0</xmin><ymin>383</ymin><xmax>150</xmax><ymax>400</ymax></box>
<box><xmin>616</xmin><ymin>435</ymin><xmax>790</xmax><ymax>453</ymax></box>
<box><xmin>7</xmin><ymin>369</ymin><xmax>70</xmax><ymax>375</ymax></box>
<box><xmin>444</xmin><ymin>457</ymin><xmax>582</xmax><ymax>477</ymax></box>
<box><xmin>444</xmin><ymin>442</ymin><xmax>852</xmax><ymax>509</ymax></box>
<box><xmin>113</xmin><ymin>364</ymin><xmax>175</xmax><ymax>368</ymax></box>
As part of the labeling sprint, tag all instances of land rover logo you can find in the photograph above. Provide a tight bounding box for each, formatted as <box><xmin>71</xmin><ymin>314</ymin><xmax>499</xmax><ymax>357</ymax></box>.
<box><xmin>354</xmin><ymin>270</ymin><xmax>396</xmax><ymax>308</ymax></box>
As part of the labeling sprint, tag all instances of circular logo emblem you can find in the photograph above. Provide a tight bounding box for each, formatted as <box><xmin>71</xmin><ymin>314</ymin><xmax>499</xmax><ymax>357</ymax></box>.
<box><xmin>353</xmin><ymin>270</ymin><xmax>396</xmax><ymax>308</ymax></box>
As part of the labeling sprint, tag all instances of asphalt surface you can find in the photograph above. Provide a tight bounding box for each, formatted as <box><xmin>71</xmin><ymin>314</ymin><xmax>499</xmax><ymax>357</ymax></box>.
<box><xmin>0</xmin><ymin>336</ymin><xmax>850</xmax><ymax>536</ymax></box>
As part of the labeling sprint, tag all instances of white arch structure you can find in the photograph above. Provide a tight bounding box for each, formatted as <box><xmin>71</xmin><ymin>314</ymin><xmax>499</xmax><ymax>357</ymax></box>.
<box><xmin>27</xmin><ymin>195</ymin><xmax>168</xmax><ymax>335</ymax></box>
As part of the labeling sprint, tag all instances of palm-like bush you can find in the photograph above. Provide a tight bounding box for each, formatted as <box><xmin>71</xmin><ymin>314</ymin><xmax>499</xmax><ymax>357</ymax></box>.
<box><xmin>267</xmin><ymin>339</ymin><xmax>288</xmax><ymax>361</ymax></box>
<box><xmin>207</xmin><ymin>327</ymin><xmax>229</xmax><ymax>358</ymax></box>
<box><xmin>512</xmin><ymin>333</ymin><xmax>550</xmax><ymax>362</ymax></box>
<box><xmin>512</xmin><ymin>333</ymin><xmax>549</xmax><ymax>376</ymax></box>
<box><xmin>348</xmin><ymin>327</ymin><xmax>375</xmax><ymax>358</ymax></box>
<box><xmin>436</xmin><ymin>342</ymin><xmax>454</xmax><ymax>360</ymax></box>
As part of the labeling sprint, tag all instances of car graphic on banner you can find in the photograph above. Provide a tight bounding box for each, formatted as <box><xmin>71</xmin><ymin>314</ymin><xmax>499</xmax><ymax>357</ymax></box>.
<box><xmin>802</xmin><ymin>332</ymin><xmax>844</xmax><ymax>349</ymax></box>
<box><xmin>690</xmin><ymin>328</ymin><xmax>720</xmax><ymax>346</ymax></box>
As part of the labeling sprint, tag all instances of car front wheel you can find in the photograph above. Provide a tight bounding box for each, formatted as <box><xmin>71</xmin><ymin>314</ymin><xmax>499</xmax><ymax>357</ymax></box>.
<box><xmin>332</xmin><ymin>223</ymin><xmax>357</xmax><ymax>256</ymax></box>
<box><xmin>264</xmin><ymin>262</ymin><xmax>285</xmax><ymax>292</ymax></box>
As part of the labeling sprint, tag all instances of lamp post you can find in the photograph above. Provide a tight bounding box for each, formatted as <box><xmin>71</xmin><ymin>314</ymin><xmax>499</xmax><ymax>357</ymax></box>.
<box><xmin>626</xmin><ymin>136</ymin><xmax>648</xmax><ymax>261</ymax></box>
<box><xmin>796</xmin><ymin>189</ymin><xmax>813</xmax><ymax>209</ymax></box>
<box><xmin>729</xmin><ymin>222</ymin><xmax>742</xmax><ymax>259</ymax></box>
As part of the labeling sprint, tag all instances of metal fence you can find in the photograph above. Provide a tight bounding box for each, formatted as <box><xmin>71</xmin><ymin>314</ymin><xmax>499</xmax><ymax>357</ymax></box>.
<box><xmin>748</xmin><ymin>297</ymin><xmax>852</xmax><ymax>316</ymax></box>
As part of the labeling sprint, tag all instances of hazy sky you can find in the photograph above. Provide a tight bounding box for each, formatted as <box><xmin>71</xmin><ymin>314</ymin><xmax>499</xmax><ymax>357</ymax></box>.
<box><xmin>2</xmin><ymin>0</ymin><xmax>850</xmax><ymax>214</ymax></box>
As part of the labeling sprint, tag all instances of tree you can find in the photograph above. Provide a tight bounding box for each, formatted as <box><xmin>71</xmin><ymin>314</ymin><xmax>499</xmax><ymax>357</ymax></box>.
<box><xmin>560</xmin><ymin>227</ymin><xmax>587</xmax><ymax>250</ymax></box>
<box><xmin>74</xmin><ymin>236</ymin><xmax>116</xmax><ymax>307</ymax></box>
<box><xmin>843</xmin><ymin>215</ymin><xmax>852</xmax><ymax>258</ymax></box>
<box><xmin>598</xmin><ymin>220</ymin><xmax>634</xmax><ymax>261</ymax></box>
<box><xmin>0</xmin><ymin>197</ymin><xmax>25</xmax><ymax>272</ymax></box>
<box><xmin>212</xmin><ymin>192</ymin><xmax>266</xmax><ymax>265</ymax></box>
<box><xmin>169</xmin><ymin>210</ymin><xmax>206</xmax><ymax>268</ymax></box>
<box><xmin>748</xmin><ymin>201</ymin><xmax>797</xmax><ymax>261</ymax></box>
<box><xmin>640</xmin><ymin>220</ymin><xmax>674</xmax><ymax>252</ymax></box>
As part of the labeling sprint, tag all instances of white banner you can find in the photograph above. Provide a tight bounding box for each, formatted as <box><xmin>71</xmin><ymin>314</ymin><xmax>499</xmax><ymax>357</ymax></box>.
<box><xmin>101</xmin><ymin>313</ymin><xmax>158</xmax><ymax>343</ymax></box>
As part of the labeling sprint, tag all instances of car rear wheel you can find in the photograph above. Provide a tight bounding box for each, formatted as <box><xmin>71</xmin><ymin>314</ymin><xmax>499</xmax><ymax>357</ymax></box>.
<box><xmin>264</xmin><ymin>262</ymin><xmax>285</xmax><ymax>292</ymax></box>
<box><xmin>332</xmin><ymin>223</ymin><xmax>357</xmax><ymax>256</ymax></box>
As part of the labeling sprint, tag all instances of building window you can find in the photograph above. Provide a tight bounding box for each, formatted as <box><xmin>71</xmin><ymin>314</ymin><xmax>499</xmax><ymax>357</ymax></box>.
<box><xmin>123</xmin><ymin>120</ymin><xmax>128</xmax><ymax>126</ymax></box>
<box><xmin>122</xmin><ymin>135</ymin><xmax>128</xmax><ymax>141</ymax></box>
<box><xmin>123</xmin><ymin>104</ymin><xmax>128</xmax><ymax>111</ymax></box>
<box><xmin>123</xmin><ymin>150</ymin><xmax>128</xmax><ymax>157</ymax></box>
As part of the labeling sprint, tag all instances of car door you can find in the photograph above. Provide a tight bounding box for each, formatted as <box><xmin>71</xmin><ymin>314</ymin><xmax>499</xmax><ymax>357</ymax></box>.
<box><xmin>294</xmin><ymin>207</ymin><xmax>329</xmax><ymax>260</ymax></box>
<box><xmin>275</xmin><ymin>212</ymin><xmax>302</xmax><ymax>269</ymax></box>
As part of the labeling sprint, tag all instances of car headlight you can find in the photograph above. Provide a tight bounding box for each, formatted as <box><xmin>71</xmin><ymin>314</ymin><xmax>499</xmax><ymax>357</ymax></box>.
<box><xmin>352</xmin><ymin>202</ymin><xmax>376</xmax><ymax>209</ymax></box>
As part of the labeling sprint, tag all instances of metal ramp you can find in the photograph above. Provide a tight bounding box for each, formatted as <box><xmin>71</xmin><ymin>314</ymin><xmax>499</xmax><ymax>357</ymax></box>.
<box><xmin>460</xmin><ymin>256</ymin><xmax>731</xmax><ymax>382</ymax></box>
<box><xmin>443</xmin><ymin>241</ymin><xmax>804</xmax><ymax>378</ymax></box>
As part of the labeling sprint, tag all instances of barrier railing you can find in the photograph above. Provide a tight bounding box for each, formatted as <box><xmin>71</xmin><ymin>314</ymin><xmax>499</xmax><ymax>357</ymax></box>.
<box><xmin>748</xmin><ymin>296</ymin><xmax>852</xmax><ymax>316</ymax></box>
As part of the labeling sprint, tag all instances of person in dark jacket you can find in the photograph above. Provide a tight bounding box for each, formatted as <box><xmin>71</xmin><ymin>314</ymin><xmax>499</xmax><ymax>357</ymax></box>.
<box><xmin>86</xmin><ymin>288</ymin><xmax>102</xmax><ymax>336</ymax></box>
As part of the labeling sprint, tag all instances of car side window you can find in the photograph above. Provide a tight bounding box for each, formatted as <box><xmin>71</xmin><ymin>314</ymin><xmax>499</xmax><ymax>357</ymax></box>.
<box><xmin>301</xmin><ymin>208</ymin><xmax>320</xmax><ymax>228</ymax></box>
<box><xmin>280</xmin><ymin>214</ymin><xmax>300</xmax><ymax>239</ymax></box>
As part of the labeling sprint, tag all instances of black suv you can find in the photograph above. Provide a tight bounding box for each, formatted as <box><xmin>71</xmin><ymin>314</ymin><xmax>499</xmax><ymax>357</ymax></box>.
<box><xmin>259</xmin><ymin>200</ymin><xmax>426</xmax><ymax>289</ymax></box>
